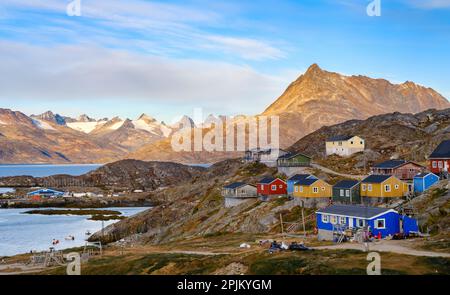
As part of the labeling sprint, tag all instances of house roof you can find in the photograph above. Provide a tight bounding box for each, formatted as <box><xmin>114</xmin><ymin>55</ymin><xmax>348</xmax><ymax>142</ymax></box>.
<box><xmin>288</xmin><ymin>174</ymin><xmax>313</xmax><ymax>181</ymax></box>
<box><xmin>27</xmin><ymin>188</ymin><xmax>65</xmax><ymax>195</ymax></box>
<box><xmin>372</xmin><ymin>159</ymin><xmax>407</xmax><ymax>169</ymax></box>
<box><xmin>361</xmin><ymin>174</ymin><xmax>392</xmax><ymax>184</ymax></box>
<box><xmin>326</xmin><ymin>135</ymin><xmax>355</xmax><ymax>142</ymax></box>
<box><xmin>414</xmin><ymin>172</ymin><xmax>437</xmax><ymax>179</ymax></box>
<box><xmin>333</xmin><ymin>180</ymin><xmax>360</xmax><ymax>189</ymax></box>
<box><xmin>294</xmin><ymin>178</ymin><xmax>319</xmax><ymax>186</ymax></box>
<box><xmin>317</xmin><ymin>204</ymin><xmax>396</xmax><ymax>219</ymax></box>
<box><xmin>429</xmin><ymin>140</ymin><xmax>450</xmax><ymax>159</ymax></box>
<box><xmin>223</xmin><ymin>182</ymin><xmax>247</xmax><ymax>189</ymax></box>
<box><xmin>258</xmin><ymin>177</ymin><xmax>276</xmax><ymax>184</ymax></box>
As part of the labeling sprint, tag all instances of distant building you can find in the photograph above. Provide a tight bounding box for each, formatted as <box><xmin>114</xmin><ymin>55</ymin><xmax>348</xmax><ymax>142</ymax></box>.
<box><xmin>286</xmin><ymin>174</ymin><xmax>317</xmax><ymax>196</ymax></box>
<box><xmin>371</xmin><ymin>160</ymin><xmax>425</xmax><ymax>180</ymax></box>
<box><xmin>316</xmin><ymin>204</ymin><xmax>419</xmax><ymax>241</ymax></box>
<box><xmin>27</xmin><ymin>188</ymin><xmax>65</xmax><ymax>198</ymax></box>
<box><xmin>413</xmin><ymin>172</ymin><xmax>440</xmax><ymax>193</ymax></box>
<box><xmin>325</xmin><ymin>135</ymin><xmax>365</xmax><ymax>157</ymax></box>
<box><xmin>293</xmin><ymin>178</ymin><xmax>332</xmax><ymax>208</ymax></box>
<box><xmin>332</xmin><ymin>180</ymin><xmax>361</xmax><ymax>204</ymax></box>
<box><xmin>360</xmin><ymin>175</ymin><xmax>409</xmax><ymax>204</ymax></box>
<box><xmin>221</xmin><ymin>182</ymin><xmax>257</xmax><ymax>208</ymax></box>
<box><xmin>244</xmin><ymin>148</ymin><xmax>288</xmax><ymax>167</ymax></box>
<box><xmin>257</xmin><ymin>177</ymin><xmax>287</xmax><ymax>200</ymax></box>
<box><xmin>429</xmin><ymin>140</ymin><xmax>450</xmax><ymax>177</ymax></box>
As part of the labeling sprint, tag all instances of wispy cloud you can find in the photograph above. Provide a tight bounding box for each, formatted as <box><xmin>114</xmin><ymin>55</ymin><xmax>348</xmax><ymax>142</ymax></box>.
<box><xmin>0</xmin><ymin>41</ymin><xmax>290</xmax><ymax>114</ymax></box>
<box><xmin>0</xmin><ymin>0</ymin><xmax>286</xmax><ymax>61</ymax></box>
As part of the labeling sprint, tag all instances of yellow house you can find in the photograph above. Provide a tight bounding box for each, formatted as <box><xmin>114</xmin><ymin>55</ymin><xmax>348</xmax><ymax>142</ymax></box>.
<box><xmin>360</xmin><ymin>175</ymin><xmax>408</xmax><ymax>199</ymax></box>
<box><xmin>326</xmin><ymin>135</ymin><xmax>365</xmax><ymax>157</ymax></box>
<box><xmin>293</xmin><ymin>178</ymin><xmax>332</xmax><ymax>198</ymax></box>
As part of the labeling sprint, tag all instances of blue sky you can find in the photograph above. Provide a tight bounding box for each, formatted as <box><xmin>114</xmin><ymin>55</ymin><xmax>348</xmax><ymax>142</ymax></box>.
<box><xmin>0</xmin><ymin>0</ymin><xmax>449</xmax><ymax>123</ymax></box>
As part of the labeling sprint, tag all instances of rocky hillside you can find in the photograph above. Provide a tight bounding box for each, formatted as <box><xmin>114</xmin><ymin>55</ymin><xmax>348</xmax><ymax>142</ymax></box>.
<box><xmin>288</xmin><ymin>108</ymin><xmax>450</xmax><ymax>164</ymax></box>
<box><xmin>0</xmin><ymin>159</ymin><xmax>205</xmax><ymax>191</ymax></box>
<box><xmin>263</xmin><ymin>64</ymin><xmax>449</xmax><ymax>147</ymax></box>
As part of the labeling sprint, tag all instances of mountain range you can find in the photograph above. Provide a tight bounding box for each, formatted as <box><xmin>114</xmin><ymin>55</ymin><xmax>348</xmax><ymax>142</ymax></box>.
<box><xmin>0</xmin><ymin>64</ymin><xmax>449</xmax><ymax>164</ymax></box>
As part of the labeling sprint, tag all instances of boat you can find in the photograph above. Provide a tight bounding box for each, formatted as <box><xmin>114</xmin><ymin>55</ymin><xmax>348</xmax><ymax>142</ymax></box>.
<box><xmin>85</xmin><ymin>230</ymin><xmax>92</xmax><ymax>236</ymax></box>
<box><xmin>65</xmin><ymin>235</ymin><xmax>75</xmax><ymax>241</ymax></box>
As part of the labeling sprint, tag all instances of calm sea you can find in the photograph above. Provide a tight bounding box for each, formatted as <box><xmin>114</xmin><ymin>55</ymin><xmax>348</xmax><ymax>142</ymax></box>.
<box><xmin>0</xmin><ymin>207</ymin><xmax>149</xmax><ymax>257</ymax></box>
<box><xmin>0</xmin><ymin>164</ymin><xmax>102</xmax><ymax>178</ymax></box>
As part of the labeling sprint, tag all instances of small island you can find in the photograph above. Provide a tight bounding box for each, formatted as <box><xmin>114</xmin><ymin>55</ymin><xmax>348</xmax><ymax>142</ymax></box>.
<box><xmin>23</xmin><ymin>209</ymin><xmax>126</xmax><ymax>221</ymax></box>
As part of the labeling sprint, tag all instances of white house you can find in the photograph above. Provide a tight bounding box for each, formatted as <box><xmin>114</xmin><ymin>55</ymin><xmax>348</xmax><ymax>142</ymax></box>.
<box><xmin>325</xmin><ymin>135</ymin><xmax>365</xmax><ymax>157</ymax></box>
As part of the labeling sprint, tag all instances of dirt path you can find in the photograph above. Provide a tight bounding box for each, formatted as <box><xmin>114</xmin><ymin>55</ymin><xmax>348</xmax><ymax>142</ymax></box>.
<box><xmin>312</xmin><ymin>240</ymin><xmax>450</xmax><ymax>258</ymax></box>
<box><xmin>311</xmin><ymin>163</ymin><xmax>365</xmax><ymax>179</ymax></box>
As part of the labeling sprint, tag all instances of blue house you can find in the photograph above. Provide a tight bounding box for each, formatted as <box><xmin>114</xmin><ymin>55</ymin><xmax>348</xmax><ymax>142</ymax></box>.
<box><xmin>316</xmin><ymin>204</ymin><xmax>418</xmax><ymax>241</ymax></box>
<box><xmin>413</xmin><ymin>172</ymin><xmax>440</xmax><ymax>193</ymax></box>
<box><xmin>27</xmin><ymin>188</ymin><xmax>65</xmax><ymax>198</ymax></box>
<box><xmin>286</xmin><ymin>174</ymin><xmax>317</xmax><ymax>195</ymax></box>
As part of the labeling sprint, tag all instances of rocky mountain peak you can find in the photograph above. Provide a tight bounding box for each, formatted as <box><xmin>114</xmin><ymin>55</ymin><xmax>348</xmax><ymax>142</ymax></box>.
<box><xmin>34</xmin><ymin>111</ymin><xmax>66</xmax><ymax>125</ymax></box>
<box><xmin>137</xmin><ymin>113</ymin><xmax>157</xmax><ymax>123</ymax></box>
<box><xmin>77</xmin><ymin>114</ymin><xmax>96</xmax><ymax>122</ymax></box>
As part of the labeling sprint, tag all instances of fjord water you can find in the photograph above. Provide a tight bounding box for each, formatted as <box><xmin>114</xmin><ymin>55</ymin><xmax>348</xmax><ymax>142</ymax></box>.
<box><xmin>0</xmin><ymin>164</ymin><xmax>102</xmax><ymax>178</ymax></box>
<box><xmin>0</xmin><ymin>207</ymin><xmax>149</xmax><ymax>257</ymax></box>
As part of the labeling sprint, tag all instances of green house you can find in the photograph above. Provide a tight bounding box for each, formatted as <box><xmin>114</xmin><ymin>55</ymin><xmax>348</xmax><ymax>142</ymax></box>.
<box><xmin>332</xmin><ymin>180</ymin><xmax>361</xmax><ymax>204</ymax></box>
<box><xmin>277</xmin><ymin>152</ymin><xmax>311</xmax><ymax>167</ymax></box>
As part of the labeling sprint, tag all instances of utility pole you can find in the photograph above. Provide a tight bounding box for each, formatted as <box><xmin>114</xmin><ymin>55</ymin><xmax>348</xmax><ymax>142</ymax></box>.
<box><xmin>301</xmin><ymin>200</ymin><xmax>306</xmax><ymax>238</ymax></box>
<box><xmin>279</xmin><ymin>213</ymin><xmax>284</xmax><ymax>236</ymax></box>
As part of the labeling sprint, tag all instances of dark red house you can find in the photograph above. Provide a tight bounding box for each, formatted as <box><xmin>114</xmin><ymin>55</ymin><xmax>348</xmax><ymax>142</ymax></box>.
<box><xmin>257</xmin><ymin>177</ymin><xmax>287</xmax><ymax>197</ymax></box>
<box><xmin>370</xmin><ymin>159</ymin><xmax>425</xmax><ymax>180</ymax></box>
<box><xmin>429</xmin><ymin>140</ymin><xmax>450</xmax><ymax>176</ymax></box>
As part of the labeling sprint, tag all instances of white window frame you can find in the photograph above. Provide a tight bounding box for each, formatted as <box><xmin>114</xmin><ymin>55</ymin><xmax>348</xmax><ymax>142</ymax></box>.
<box><xmin>300</xmin><ymin>186</ymin><xmax>303</xmax><ymax>192</ymax></box>
<box><xmin>340</xmin><ymin>189</ymin><xmax>344</xmax><ymax>197</ymax></box>
<box><xmin>362</xmin><ymin>184</ymin><xmax>366</xmax><ymax>191</ymax></box>
<box><xmin>321</xmin><ymin>187</ymin><xmax>325</xmax><ymax>191</ymax></box>
<box><xmin>394</xmin><ymin>184</ymin><xmax>399</xmax><ymax>190</ymax></box>
<box><xmin>330</xmin><ymin>215</ymin><xmax>337</xmax><ymax>224</ymax></box>
<box><xmin>339</xmin><ymin>216</ymin><xmax>346</xmax><ymax>224</ymax></box>
<box><xmin>313</xmin><ymin>187</ymin><xmax>319</xmax><ymax>193</ymax></box>
<box><xmin>321</xmin><ymin>214</ymin><xmax>329</xmax><ymax>223</ymax></box>
<box><xmin>432</xmin><ymin>161</ymin><xmax>437</xmax><ymax>168</ymax></box>
<box><xmin>279</xmin><ymin>184</ymin><xmax>283</xmax><ymax>188</ymax></box>
<box><xmin>260</xmin><ymin>185</ymin><xmax>264</xmax><ymax>190</ymax></box>
<box><xmin>385</xmin><ymin>184</ymin><xmax>391</xmax><ymax>192</ymax></box>
<box><xmin>374</xmin><ymin>218</ymin><xmax>386</xmax><ymax>229</ymax></box>
<box><xmin>356</xmin><ymin>219</ymin><xmax>365</xmax><ymax>228</ymax></box>
<box><xmin>438</xmin><ymin>161</ymin><xmax>443</xmax><ymax>168</ymax></box>
<box><xmin>294</xmin><ymin>186</ymin><xmax>298</xmax><ymax>192</ymax></box>
<box><xmin>368</xmin><ymin>184</ymin><xmax>372</xmax><ymax>192</ymax></box>
<box><xmin>271</xmin><ymin>185</ymin><xmax>277</xmax><ymax>191</ymax></box>
<box><xmin>345</xmin><ymin>190</ymin><xmax>350</xmax><ymax>197</ymax></box>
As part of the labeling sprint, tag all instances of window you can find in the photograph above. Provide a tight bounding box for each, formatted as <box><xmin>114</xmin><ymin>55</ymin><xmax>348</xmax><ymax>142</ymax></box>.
<box><xmin>356</xmin><ymin>219</ymin><xmax>365</xmax><ymax>228</ymax></box>
<box><xmin>330</xmin><ymin>216</ymin><xmax>337</xmax><ymax>224</ymax></box>
<box><xmin>260</xmin><ymin>185</ymin><xmax>264</xmax><ymax>190</ymax></box>
<box><xmin>321</xmin><ymin>214</ymin><xmax>329</xmax><ymax>223</ymax></box>
<box><xmin>432</xmin><ymin>161</ymin><xmax>437</xmax><ymax>168</ymax></box>
<box><xmin>339</xmin><ymin>216</ymin><xmax>346</xmax><ymax>224</ymax></box>
<box><xmin>345</xmin><ymin>190</ymin><xmax>350</xmax><ymax>197</ymax></box>
<box><xmin>350</xmin><ymin>141</ymin><xmax>354</xmax><ymax>145</ymax></box>
<box><xmin>438</xmin><ymin>161</ymin><xmax>443</xmax><ymax>168</ymax></box>
<box><xmin>368</xmin><ymin>184</ymin><xmax>372</xmax><ymax>192</ymax></box>
<box><xmin>385</xmin><ymin>185</ymin><xmax>391</xmax><ymax>192</ymax></box>
<box><xmin>300</xmin><ymin>186</ymin><xmax>303</xmax><ymax>192</ymax></box>
<box><xmin>360</xmin><ymin>141</ymin><xmax>363</xmax><ymax>145</ymax></box>
<box><xmin>340</xmin><ymin>189</ymin><xmax>344</xmax><ymax>197</ymax></box>
<box><xmin>375</xmin><ymin>219</ymin><xmax>386</xmax><ymax>229</ymax></box>
<box><xmin>362</xmin><ymin>184</ymin><xmax>366</xmax><ymax>191</ymax></box>
<box><xmin>271</xmin><ymin>185</ymin><xmax>276</xmax><ymax>191</ymax></box>
<box><xmin>279</xmin><ymin>185</ymin><xmax>283</xmax><ymax>188</ymax></box>
<box><xmin>394</xmin><ymin>184</ymin><xmax>399</xmax><ymax>190</ymax></box>
<box><xmin>294</xmin><ymin>186</ymin><xmax>298</xmax><ymax>192</ymax></box>
<box><xmin>321</xmin><ymin>187</ymin><xmax>325</xmax><ymax>191</ymax></box>
<box><xmin>313</xmin><ymin>187</ymin><xmax>319</xmax><ymax>193</ymax></box>
<box><xmin>338</xmin><ymin>141</ymin><xmax>342</xmax><ymax>146</ymax></box>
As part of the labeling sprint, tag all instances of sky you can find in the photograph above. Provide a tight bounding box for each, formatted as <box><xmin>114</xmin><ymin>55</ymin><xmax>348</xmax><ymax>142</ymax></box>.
<box><xmin>0</xmin><ymin>0</ymin><xmax>449</xmax><ymax>123</ymax></box>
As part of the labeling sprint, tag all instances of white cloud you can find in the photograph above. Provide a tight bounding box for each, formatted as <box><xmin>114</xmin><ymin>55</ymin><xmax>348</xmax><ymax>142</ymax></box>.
<box><xmin>0</xmin><ymin>42</ymin><xmax>290</xmax><ymax>114</ymax></box>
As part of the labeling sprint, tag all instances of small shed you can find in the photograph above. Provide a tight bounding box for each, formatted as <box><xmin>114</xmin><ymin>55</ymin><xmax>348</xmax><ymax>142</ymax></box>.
<box><xmin>413</xmin><ymin>172</ymin><xmax>439</xmax><ymax>193</ymax></box>
<box><xmin>332</xmin><ymin>180</ymin><xmax>360</xmax><ymax>204</ymax></box>
<box><xmin>222</xmin><ymin>182</ymin><xmax>257</xmax><ymax>208</ymax></box>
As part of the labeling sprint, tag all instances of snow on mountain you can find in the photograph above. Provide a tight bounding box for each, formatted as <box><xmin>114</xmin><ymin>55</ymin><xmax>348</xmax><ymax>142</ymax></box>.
<box><xmin>32</xmin><ymin>118</ymin><xmax>56</xmax><ymax>130</ymax></box>
<box><xmin>67</xmin><ymin>121</ymin><xmax>107</xmax><ymax>133</ymax></box>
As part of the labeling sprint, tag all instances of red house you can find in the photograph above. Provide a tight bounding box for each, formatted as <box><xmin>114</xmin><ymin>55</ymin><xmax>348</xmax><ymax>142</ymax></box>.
<box><xmin>257</xmin><ymin>177</ymin><xmax>287</xmax><ymax>197</ymax></box>
<box><xmin>429</xmin><ymin>140</ymin><xmax>450</xmax><ymax>176</ymax></box>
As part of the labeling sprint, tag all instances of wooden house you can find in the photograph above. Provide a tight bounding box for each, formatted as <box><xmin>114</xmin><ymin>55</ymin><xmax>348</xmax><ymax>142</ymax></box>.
<box><xmin>286</xmin><ymin>174</ymin><xmax>317</xmax><ymax>195</ymax></box>
<box><xmin>316</xmin><ymin>204</ymin><xmax>419</xmax><ymax>241</ymax></box>
<box><xmin>244</xmin><ymin>148</ymin><xmax>288</xmax><ymax>167</ymax></box>
<box><xmin>277</xmin><ymin>152</ymin><xmax>311</xmax><ymax>167</ymax></box>
<box><xmin>325</xmin><ymin>135</ymin><xmax>365</xmax><ymax>157</ymax></box>
<box><xmin>413</xmin><ymin>172</ymin><xmax>439</xmax><ymax>193</ymax></box>
<box><xmin>360</xmin><ymin>175</ymin><xmax>409</xmax><ymax>204</ymax></box>
<box><xmin>293</xmin><ymin>178</ymin><xmax>332</xmax><ymax>208</ymax></box>
<box><xmin>429</xmin><ymin>140</ymin><xmax>450</xmax><ymax>177</ymax></box>
<box><xmin>332</xmin><ymin>180</ymin><xmax>360</xmax><ymax>204</ymax></box>
<box><xmin>257</xmin><ymin>177</ymin><xmax>287</xmax><ymax>199</ymax></box>
<box><xmin>371</xmin><ymin>160</ymin><xmax>425</xmax><ymax>180</ymax></box>
<box><xmin>222</xmin><ymin>182</ymin><xmax>257</xmax><ymax>208</ymax></box>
